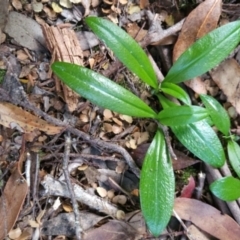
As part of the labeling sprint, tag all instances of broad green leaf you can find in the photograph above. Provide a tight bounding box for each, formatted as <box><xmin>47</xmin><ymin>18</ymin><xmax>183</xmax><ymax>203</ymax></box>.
<box><xmin>227</xmin><ymin>140</ymin><xmax>240</xmax><ymax>178</ymax></box>
<box><xmin>210</xmin><ymin>176</ymin><xmax>240</xmax><ymax>201</ymax></box>
<box><xmin>200</xmin><ymin>94</ymin><xmax>230</xmax><ymax>136</ymax></box>
<box><xmin>172</xmin><ymin>120</ymin><xmax>225</xmax><ymax>167</ymax></box>
<box><xmin>140</xmin><ymin>130</ymin><xmax>174</xmax><ymax>236</ymax></box>
<box><xmin>52</xmin><ymin>62</ymin><xmax>157</xmax><ymax>118</ymax></box>
<box><xmin>164</xmin><ymin>21</ymin><xmax>240</xmax><ymax>83</ymax></box>
<box><xmin>85</xmin><ymin>17</ymin><xmax>158</xmax><ymax>89</ymax></box>
<box><xmin>157</xmin><ymin>94</ymin><xmax>178</xmax><ymax>109</ymax></box>
<box><xmin>158</xmin><ymin>106</ymin><xmax>208</xmax><ymax>126</ymax></box>
<box><xmin>160</xmin><ymin>82</ymin><xmax>191</xmax><ymax>105</ymax></box>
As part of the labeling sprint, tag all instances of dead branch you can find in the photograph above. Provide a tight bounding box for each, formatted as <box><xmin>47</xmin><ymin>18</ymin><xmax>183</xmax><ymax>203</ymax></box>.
<box><xmin>62</xmin><ymin>135</ymin><xmax>82</xmax><ymax>239</ymax></box>
<box><xmin>41</xmin><ymin>174</ymin><xmax>125</xmax><ymax>219</ymax></box>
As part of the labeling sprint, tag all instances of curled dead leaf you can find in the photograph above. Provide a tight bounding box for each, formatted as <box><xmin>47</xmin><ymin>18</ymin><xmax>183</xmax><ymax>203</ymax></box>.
<box><xmin>0</xmin><ymin>102</ymin><xmax>64</xmax><ymax>135</ymax></box>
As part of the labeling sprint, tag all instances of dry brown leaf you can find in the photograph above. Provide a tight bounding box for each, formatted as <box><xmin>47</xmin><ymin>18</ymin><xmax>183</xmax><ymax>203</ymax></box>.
<box><xmin>210</xmin><ymin>59</ymin><xmax>240</xmax><ymax>114</ymax></box>
<box><xmin>97</xmin><ymin>187</ymin><xmax>107</xmax><ymax>198</ymax></box>
<box><xmin>103</xmin><ymin>109</ymin><xmax>113</xmax><ymax>120</ymax></box>
<box><xmin>62</xmin><ymin>202</ymin><xmax>73</xmax><ymax>212</ymax></box>
<box><xmin>0</xmin><ymin>102</ymin><xmax>64</xmax><ymax>135</ymax></box>
<box><xmin>32</xmin><ymin>1</ymin><xmax>43</xmax><ymax>13</ymax></box>
<box><xmin>51</xmin><ymin>2</ymin><xmax>63</xmax><ymax>13</ymax></box>
<box><xmin>139</xmin><ymin>0</ymin><xmax>149</xmax><ymax>9</ymax></box>
<box><xmin>174</xmin><ymin>198</ymin><xmax>240</xmax><ymax>240</ymax></box>
<box><xmin>173</xmin><ymin>0</ymin><xmax>221</xmax><ymax>94</ymax></box>
<box><xmin>8</xmin><ymin>227</ymin><xmax>22</xmax><ymax>239</ymax></box>
<box><xmin>41</xmin><ymin>212</ymin><xmax>106</xmax><ymax>236</ymax></box>
<box><xmin>12</xmin><ymin>0</ymin><xmax>22</xmax><ymax>10</ymax></box>
<box><xmin>125</xmin><ymin>22</ymin><xmax>147</xmax><ymax>42</ymax></box>
<box><xmin>4</xmin><ymin>11</ymin><xmax>46</xmax><ymax>52</ymax></box>
<box><xmin>0</xmin><ymin>145</ymin><xmax>28</xmax><ymax>240</ymax></box>
<box><xmin>173</xmin><ymin>0</ymin><xmax>221</xmax><ymax>61</ymax></box>
<box><xmin>131</xmin><ymin>143</ymin><xmax>199</xmax><ymax>169</ymax></box>
<box><xmin>84</xmin><ymin>220</ymin><xmax>139</xmax><ymax>240</ymax></box>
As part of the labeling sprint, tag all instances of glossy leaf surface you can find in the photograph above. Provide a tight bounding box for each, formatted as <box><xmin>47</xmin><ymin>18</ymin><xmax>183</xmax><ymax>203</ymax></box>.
<box><xmin>157</xmin><ymin>94</ymin><xmax>178</xmax><ymax>109</ymax></box>
<box><xmin>172</xmin><ymin>120</ymin><xmax>225</xmax><ymax>167</ymax></box>
<box><xmin>227</xmin><ymin>140</ymin><xmax>240</xmax><ymax>178</ymax></box>
<box><xmin>158</xmin><ymin>106</ymin><xmax>208</xmax><ymax>126</ymax></box>
<box><xmin>85</xmin><ymin>17</ymin><xmax>158</xmax><ymax>89</ymax></box>
<box><xmin>140</xmin><ymin>130</ymin><xmax>174</xmax><ymax>236</ymax></box>
<box><xmin>160</xmin><ymin>82</ymin><xmax>191</xmax><ymax>105</ymax></box>
<box><xmin>210</xmin><ymin>176</ymin><xmax>240</xmax><ymax>201</ymax></box>
<box><xmin>52</xmin><ymin>62</ymin><xmax>157</xmax><ymax>118</ymax></box>
<box><xmin>164</xmin><ymin>21</ymin><xmax>240</xmax><ymax>83</ymax></box>
<box><xmin>200</xmin><ymin>94</ymin><xmax>230</xmax><ymax>135</ymax></box>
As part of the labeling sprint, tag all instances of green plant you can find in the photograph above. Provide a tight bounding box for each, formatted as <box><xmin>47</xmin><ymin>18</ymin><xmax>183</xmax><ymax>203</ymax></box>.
<box><xmin>52</xmin><ymin>17</ymin><xmax>240</xmax><ymax>236</ymax></box>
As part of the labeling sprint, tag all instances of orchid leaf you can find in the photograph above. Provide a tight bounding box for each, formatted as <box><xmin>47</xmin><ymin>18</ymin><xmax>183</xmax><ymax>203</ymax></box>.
<box><xmin>160</xmin><ymin>82</ymin><xmax>191</xmax><ymax>105</ymax></box>
<box><xmin>140</xmin><ymin>130</ymin><xmax>175</xmax><ymax>236</ymax></box>
<box><xmin>52</xmin><ymin>62</ymin><xmax>157</xmax><ymax>118</ymax></box>
<box><xmin>200</xmin><ymin>94</ymin><xmax>230</xmax><ymax>136</ymax></box>
<box><xmin>164</xmin><ymin>21</ymin><xmax>240</xmax><ymax>83</ymax></box>
<box><xmin>210</xmin><ymin>177</ymin><xmax>240</xmax><ymax>201</ymax></box>
<box><xmin>227</xmin><ymin>140</ymin><xmax>240</xmax><ymax>178</ymax></box>
<box><xmin>172</xmin><ymin>120</ymin><xmax>225</xmax><ymax>168</ymax></box>
<box><xmin>85</xmin><ymin>17</ymin><xmax>158</xmax><ymax>89</ymax></box>
<box><xmin>158</xmin><ymin>106</ymin><xmax>208</xmax><ymax>126</ymax></box>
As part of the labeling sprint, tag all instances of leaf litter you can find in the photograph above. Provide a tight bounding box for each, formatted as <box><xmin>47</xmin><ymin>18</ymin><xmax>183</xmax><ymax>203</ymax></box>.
<box><xmin>0</xmin><ymin>0</ymin><xmax>240</xmax><ymax>239</ymax></box>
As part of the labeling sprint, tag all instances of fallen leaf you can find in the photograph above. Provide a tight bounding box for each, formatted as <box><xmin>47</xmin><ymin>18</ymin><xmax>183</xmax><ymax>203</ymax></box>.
<box><xmin>83</xmin><ymin>220</ymin><xmax>139</xmax><ymax>240</ymax></box>
<box><xmin>51</xmin><ymin>2</ymin><xmax>63</xmax><ymax>13</ymax></box>
<box><xmin>97</xmin><ymin>187</ymin><xmax>108</xmax><ymax>198</ymax></box>
<box><xmin>41</xmin><ymin>212</ymin><xmax>105</xmax><ymax>236</ymax></box>
<box><xmin>8</xmin><ymin>227</ymin><xmax>22</xmax><ymax>239</ymax></box>
<box><xmin>125</xmin><ymin>22</ymin><xmax>147</xmax><ymax>42</ymax></box>
<box><xmin>180</xmin><ymin>176</ymin><xmax>196</xmax><ymax>198</ymax></box>
<box><xmin>0</xmin><ymin>102</ymin><xmax>64</xmax><ymax>135</ymax></box>
<box><xmin>187</xmin><ymin>225</ymin><xmax>211</xmax><ymax>240</ymax></box>
<box><xmin>4</xmin><ymin>11</ymin><xmax>46</xmax><ymax>52</ymax></box>
<box><xmin>173</xmin><ymin>0</ymin><xmax>222</xmax><ymax>61</ymax></box>
<box><xmin>12</xmin><ymin>0</ymin><xmax>22</xmax><ymax>11</ymax></box>
<box><xmin>0</xmin><ymin>144</ymin><xmax>28</xmax><ymax>240</ymax></box>
<box><xmin>131</xmin><ymin>143</ymin><xmax>199</xmax><ymax>169</ymax></box>
<box><xmin>174</xmin><ymin>198</ymin><xmax>240</xmax><ymax>240</ymax></box>
<box><xmin>173</xmin><ymin>0</ymin><xmax>221</xmax><ymax>94</ymax></box>
<box><xmin>210</xmin><ymin>59</ymin><xmax>240</xmax><ymax>114</ymax></box>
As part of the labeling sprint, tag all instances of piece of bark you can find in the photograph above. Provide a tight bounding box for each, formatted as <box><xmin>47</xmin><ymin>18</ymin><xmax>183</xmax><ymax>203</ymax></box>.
<box><xmin>42</xmin><ymin>24</ymin><xmax>83</xmax><ymax>112</ymax></box>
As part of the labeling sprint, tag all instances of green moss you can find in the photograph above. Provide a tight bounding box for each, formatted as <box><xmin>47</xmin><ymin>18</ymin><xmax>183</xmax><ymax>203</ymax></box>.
<box><xmin>0</xmin><ymin>69</ymin><xmax>6</xmax><ymax>84</ymax></box>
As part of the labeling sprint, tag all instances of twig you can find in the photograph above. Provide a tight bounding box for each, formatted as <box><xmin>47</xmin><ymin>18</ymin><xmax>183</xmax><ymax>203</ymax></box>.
<box><xmin>25</xmin><ymin>152</ymin><xmax>31</xmax><ymax>187</ymax></box>
<box><xmin>32</xmin><ymin>153</ymin><xmax>41</xmax><ymax>217</ymax></box>
<box><xmin>147</xmin><ymin>52</ymin><xmax>165</xmax><ymax>83</ymax></box>
<box><xmin>0</xmin><ymin>87</ymin><xmax>140</xmax><ymax>178</ymax></box>
<box><xmin>63</xmin><ymin>134</ymin><xmax>82</xmax><ymax>239</ymax></box>
<box><xmin>157</xmin><ymin>122</ymin><xmax>177</xmax><ymax>160</ymax></box>
<box><xmin>123</xmin><ymin>72</ymin><xmax>140</xmax><ymax>97</ymax></box>
<box><xmin>194</xmin><ymin>172</ymin><xmax>206</xmax><ymax>200</ymax></box>
<box><xmin>41</xmin><ymin>153</ymin><xmax>123</xmax><ymax>162</ymax></box>
<box><xmin>41</xmin><ymin>174</ymin><xmax>125</xmax><ymax>218</ymax></box>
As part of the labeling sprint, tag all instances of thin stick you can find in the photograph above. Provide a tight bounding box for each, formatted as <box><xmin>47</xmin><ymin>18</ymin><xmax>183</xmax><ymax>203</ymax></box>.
<box><xmin>41</xmin><ymin>174</ymin><xmax>124</xmax><ymax>218</ymax></box>
<box><xmin>63</xmin><ymin>134</ymin><xmax>82</xmax><ymax>239</ymax></box>
<box><xmin>0</xmin><ymin>88</ymin><xmax>140</xmax><ymax>178</ymax></box>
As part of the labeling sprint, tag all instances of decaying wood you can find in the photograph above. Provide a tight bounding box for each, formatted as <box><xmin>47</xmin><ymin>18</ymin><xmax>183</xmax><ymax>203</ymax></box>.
<box><xmin>41</xmin><ymin>174</ymin><xmax>125</xmax><ymax>219</ymax></box>
<box><xmin>42</xmin><ymin>24</ymin><xmax>83</xmax><ymax>112</ymax></box>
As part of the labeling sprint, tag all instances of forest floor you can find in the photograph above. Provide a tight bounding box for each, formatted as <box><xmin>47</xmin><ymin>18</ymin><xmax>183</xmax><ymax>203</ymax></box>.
<box><xmin>1</xmin><ymin>0</ymin><xmax>240</xmax><ymax>239</ymax></box>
